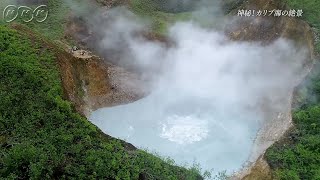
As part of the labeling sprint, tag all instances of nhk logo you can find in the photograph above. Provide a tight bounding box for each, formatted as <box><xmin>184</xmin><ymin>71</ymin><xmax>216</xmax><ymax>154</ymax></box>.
<box><xmin>3</xmin><ymin>5</ymin><xmax>48</xmax><ymax>23</ymax></box>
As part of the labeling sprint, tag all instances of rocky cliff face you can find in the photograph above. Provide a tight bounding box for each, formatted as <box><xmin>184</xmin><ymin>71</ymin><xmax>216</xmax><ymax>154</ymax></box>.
<box><xmin>57</xmin><ymin>47</ymin><xmax>148</xmax><ymax>117</ymax></box>
<box><xmin>10</xmin><ymin>23</ymin><xmax>147</xmax><ymax>119</ymax></box>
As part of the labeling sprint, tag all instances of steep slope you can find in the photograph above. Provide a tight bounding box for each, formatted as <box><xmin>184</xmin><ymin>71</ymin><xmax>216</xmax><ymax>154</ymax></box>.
<box><xmin>0</xmin><ymin>24</ymin><xmax>202</xmax><ymax>179</ymax></box>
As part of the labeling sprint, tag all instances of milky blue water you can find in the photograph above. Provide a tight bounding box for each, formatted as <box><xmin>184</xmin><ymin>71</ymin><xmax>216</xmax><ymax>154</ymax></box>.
<box><xmin>90</xmin><ymin>87</ymin><xmax>260</xmax><ymax>175</ymax></box>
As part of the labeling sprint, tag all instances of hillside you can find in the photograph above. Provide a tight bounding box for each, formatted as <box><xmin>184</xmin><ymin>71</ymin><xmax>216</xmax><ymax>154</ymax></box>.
<box><xmin>0</xmin><ymin>25</ymin><xmax>202</xmax><ymax>179</ymax></box>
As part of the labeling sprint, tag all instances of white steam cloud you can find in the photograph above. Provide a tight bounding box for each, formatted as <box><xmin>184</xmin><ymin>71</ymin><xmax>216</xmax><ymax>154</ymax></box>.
<box><xmin>89</xmin><ymin>6</ymin><xmax>307</xmax><ymax>175</ymax></box>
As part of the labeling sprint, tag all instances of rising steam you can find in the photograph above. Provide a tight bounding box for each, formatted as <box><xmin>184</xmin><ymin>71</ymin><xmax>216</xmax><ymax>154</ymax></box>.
<box><xmin>76</xmin><ymin>1</ymin><xmax>308</xmax><ymax>175</ymax></box>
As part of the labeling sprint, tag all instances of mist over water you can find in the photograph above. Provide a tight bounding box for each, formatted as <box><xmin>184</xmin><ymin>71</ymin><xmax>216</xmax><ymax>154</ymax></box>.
<box><xmin>91</xmin><ymin>87</ymin><xmax>260</xmax><ymax>174</ymax></box>
<box><xmin>83</xmin><ymin>3</ymin><xmax>308</xmax><ymax>176</ymax></box>
<box><xmin>91</xmin><ymin>98</ymin><xmax>259</xmax><ymax>173</ymax></box>
<box><xmin>89</xmin><ymin>12</ymin><xmax>306</xmax><ymax>174</ymax></box>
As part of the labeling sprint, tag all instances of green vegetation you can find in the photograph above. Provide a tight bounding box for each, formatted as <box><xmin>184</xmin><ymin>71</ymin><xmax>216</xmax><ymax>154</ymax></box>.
<box><xmin>0</xmin><ymin>1</ymin><xmax>205</xmax><ymax>179</ymax></box>
<box><xmin>0</xmin><ymin>25</ymin><xmax>202</xmax><ymax>179</ymax></box>
<box><xmin>265</xmin><ymin>1</ymin><xmax>320</xmax><ymax>179</ymax></box>
<box><xmin>284</xmin><ymin>0</ymin><xmax>320</xmax><ymax>53</ymax></box>
<box><xmin>129</xmin><ymin>0</ymin><xmax>192</xmax><ymax>34</ymax></box>
<box><xmin>266</xmin><ymin>66</ymin><xmax>320</xmax><ymax>180</ymax></box>
<box><xmin>222</xmin><ymin>0</ymin><xmax>245</xmax><ymax>14</ymax></box>
<box><xmin>129</xmin><ymin>0</ymin><xmax>232</xmax><ymax>35</ymax></box>
<box><xmin>0</xmin><ymin>0</ymin><xmax>68</xmax><ymax>40</ymax></box>
<box><xmin>23</xmin><ymin>0</ymin><xmax>68</xmax><ymax>40</ymax></box>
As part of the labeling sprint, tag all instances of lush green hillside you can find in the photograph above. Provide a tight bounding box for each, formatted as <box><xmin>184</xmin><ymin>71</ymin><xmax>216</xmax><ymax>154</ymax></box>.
<box><xmin>0</xmin><ymin>25</ymin><xmax>202</xmax><ymax>179</ymax></box>
<box><xmin>265</xmin><ymin>0</ymin><xmax>320</xmax><ymax>179</ymax></box>
<box><xmin>129</xmin><ymin>0</ymin><xmax>192</xmax><ymax>35</ymax></box>
<box><xmin>0</xmin><ymin>1</ymin><xmax>205</xmax><ymax>179</ymax></box>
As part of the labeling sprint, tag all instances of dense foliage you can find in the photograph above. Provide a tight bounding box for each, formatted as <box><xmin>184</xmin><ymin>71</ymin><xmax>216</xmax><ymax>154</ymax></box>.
<box><xmin>129</xmin><ymin>0</ymin><xmax>192</xmax><ymax>34</ymax></box>
<box><xmin>265</xmin><ymin>0</ymin><xmax>320</xmax><ymax>179</ymax></box>
<box><xmin>266</xmin><ymin>66</ymin><xmax>320</xmax><ymax>180</ymax></box>
<box><xmin>0</xmin><ymin>26</ymin><xmax>202</xmax><ymax>179</ymax></box>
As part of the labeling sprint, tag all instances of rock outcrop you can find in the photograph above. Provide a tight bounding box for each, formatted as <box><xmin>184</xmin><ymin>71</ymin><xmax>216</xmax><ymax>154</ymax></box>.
<box><xmin>57</xmin><ymin>46</ymin><xmax>148</xmax><ymax>117</ymax></box>
<box><xmin>10</xmin><ymin>23</ymin><xmax>147</xmax><ymax>119</ymax></box>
